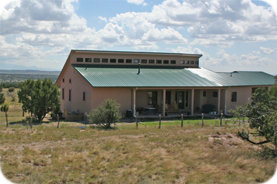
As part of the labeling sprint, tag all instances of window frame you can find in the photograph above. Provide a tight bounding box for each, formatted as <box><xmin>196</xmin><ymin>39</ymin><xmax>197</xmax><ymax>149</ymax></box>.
<box><xmin>62</xmin><ymin>88</ymin><xmax>64</xmax><ymax>100</ymax></box>
<box><xmin>148</xmin><ymin>91</ymin><xmax>158</xmax><ymax>105</ymax></box>
<box><xmin>213</xmin><ymin>91</ymin><xmax>218</xmax><ymax>97</ymax></box>
<box><xmin>118</xmin><ymin>59</ymin><xmax>124</xmax><ymax>63</ymax></box>
<box><xmin>76</xmin><ymin>58</ymin><xmax>83</xmax><ymax>62</ymax></box>
<box><xmin>69</xmin><ymin>89</ymin><xmax>71</xmax><ymax>102</ymax></box>
<box><xmin>110</xmin><ymin>58</ymin><xmax>116</xmax><ymax>63</ymax></box>
<box><xmin>85</xmin><ymin>58</ymin><xmax>92</xmax><ymax>62</ymax></box>
<box><xmin>83</xmin><ymin>91</ymin><xmax>86</xmax><ymax>101</ymax></box>
<box><xmin>231</xmin><ymin>92</ymin><xmax>237</xmax><ymax>102</ymax></box>
<box><xmin>126</xmin><ymin>59</ymin><xmax>132</xmax><ymax>64</ymax></box>
<box><xmin>93</xmin><ymin>58</ymin><xmax>100</xmax><ymax>63</ymax></box>
<box><xmin>102</xmin><ymin>58</ymin><xmax>108</xmax><ymax>63</ymax></box>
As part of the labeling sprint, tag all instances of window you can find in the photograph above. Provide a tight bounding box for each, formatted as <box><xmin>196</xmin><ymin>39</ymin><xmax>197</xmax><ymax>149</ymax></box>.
<box><xmin>102</xmin><ymin>58</ymin><xmax>108</xmax><ymax>63</ymax></box>
<box><xmin>231</xmin><ymin>92</ymin><xmax>237</xmax><ymax>102</ymax></box>
<box><xmin>166</xmin><ymin>91</ymin><xmax>171</xmax><ymax>104</ymax></box>
<box><xmin>83</xmin><ymin>92</ymin><xmax>86</xmax><ymax>101</ymax></box>
<box><xmin>110</xmin><ymin>59</ymin><xmax>116</xmax><ymax>63</ymax></box>
<box><xmin>62</xmin><ymin>88</ymin><xmax>64</xmax><ymax>100</ymax></box>
<box><xmin>180</xmin><ymin>60</ymin><xmax>184</xmax><ymax>64</ymax></box>
<box><xmin>185</xmin><ymin>60</ymin><xmax>190</xmax><ymax>64</ymax></box>
<box><xmin>69</xmin><ymin>90</ymin><xmax>71</xmax><ymax>101</ymax></box>
<box><xmin>170</xmin><ymin>60</ymin><xmax>176</xmax><ymax>64</ymax></box>
<box><xmin>134</xmin><ymin>59</ymin><xmax>140</xmax><ymax>63</ymax></box>
<box><xmin>156</xmin><ymin>60</ymin><xmax>162</xmax><ymax>64</ymax></box>
<box><xmin>203</xmin><ymin>91</ymin><xmax>206</xmax><ymax>97</ymax></box>
<box><xmin>93</xmin><ymin>58</ymin><xmax>100</xmax><ymax>63</ymax></box>
<box><xmin>126</xmin><ymin>59</ymin><xmax>132</xmax><ymax>63</ymax></box>
<box><xmin>76</xmin><ymin>58</ymin><xmax>83</xmax><ymax>62</ymax></box>
<box><xmin>141</xmin><ymin>59</ymin><xmax>147</xmax><ymax>64</ymax></box>
<box><xmin>213</xmin><ymin>91</ymin><xmax>218</xmax><ymax>97</ymax></box>
<box><xmin>195</xmin><ymin>61</ymin><xmax>199</xmax><ymax>65</ymax></box>
<box><xmin>118</xmin><ymin>59</ymin><xmax>124</xmax><ymax>63</ymax></box>
<box><xmin>85</xmin><ymin>58</ymin><xmax>92</xmax><ymax>62</ymax></box>
<box><xmin>149</xmin><ymin>59</ymin><xmax>154</xmax><ymax>64</ymax></box>
<box><xmin>163</xmin><ymin>60</ymin><xmax>169</xmax><ymax>64</ymax></box>
<box><xmin>191</xmin><ymin>61</ymin><xmax>195</xmax><ymax>64</ymax></box>
<box><xmin>62</xmin><ymin>78</ymin><xmax>64</xmax><ymax>82</ymax></box>
<box><xmin>148</xmin><ymin>91</ymin><xmax>157</xmax><ymax>105</ymax></box>
<box><xmin>69</xmin><ymin>79</ymin><xmax>71</xmax><ymax>83</ymax></box>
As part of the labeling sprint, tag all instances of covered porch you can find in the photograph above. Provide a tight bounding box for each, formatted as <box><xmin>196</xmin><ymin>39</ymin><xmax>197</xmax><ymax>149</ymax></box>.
<box><xmin>131</xmin><ymin>88</ymin><xmax>227</xmax><ymax>118</ymax></box>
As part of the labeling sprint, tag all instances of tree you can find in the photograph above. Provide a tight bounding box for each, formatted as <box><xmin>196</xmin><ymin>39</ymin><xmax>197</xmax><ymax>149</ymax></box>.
<box><xmin>1</xmin><ymin>103</ymin><xmax>9</xmax><ymax>127</ymax></box>
<box><xmin>18</xmin><ymin>78</ymin><xmax>60</xmax><ymax>122</ymax></box>
<box><xmin>232</xmin><ymin>87</ymin><xmax>277</xmax><ymax>154</ymax></box>
<box><xmin>88</xmin><ymin>99</ymin><xmax>121</xmax><ymax>128</ymax></box>
<box><xmin>269</xmin><ymin>75</ymin><xmax>277</xmax><ymax>97</ymax></box>
<box><xmin>0</xmin><ymin>93</ymin><xmax>5</xmax><ymax>105</ymax></box>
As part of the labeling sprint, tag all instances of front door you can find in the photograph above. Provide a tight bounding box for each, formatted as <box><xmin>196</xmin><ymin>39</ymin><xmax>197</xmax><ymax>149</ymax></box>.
<box><xmin>178</xmin><ymin>91</ymin><xmax>185</xmax><ymax>109</ymax></box>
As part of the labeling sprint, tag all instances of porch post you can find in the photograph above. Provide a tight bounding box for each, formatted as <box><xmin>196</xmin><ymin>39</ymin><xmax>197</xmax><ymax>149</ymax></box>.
<box><xmin>199</xmin><ymin>89</ymin><xmax>202</xmax><ymax>111</ymax></box>
<box><xmin>218</xmin><ymin>89</ymin><xmax>221</xmax><ymax>115</ymax></box>
<box><xmin>163</xmin><ymin>89</ymin><xmax>166</xmax><ymax>116</ymax></box>
<box><xmin>133</xmin><ymin>88</ymin><xmax>137</xmax><ymax>117</ymax></box>
<box><xmin>224</xmin><ymin>89</ymin><xmax>227</xmax><ymax>115</ymax></box>
<box><xmin>191</xmin><ymin>89</ymin><xmax>194</xmax><ymax>115</ymax></box>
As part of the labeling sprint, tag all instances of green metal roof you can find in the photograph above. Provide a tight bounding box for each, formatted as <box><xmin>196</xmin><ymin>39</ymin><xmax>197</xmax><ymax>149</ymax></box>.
<box><xmin>188</xmin><ymin>68</ymin><xmax>275</xmax><ymax>87</ymax></box>
<box><xmin>74</xmin><ymin>67</ymin><xmax>220</xmax><ymax>87</ymax></box>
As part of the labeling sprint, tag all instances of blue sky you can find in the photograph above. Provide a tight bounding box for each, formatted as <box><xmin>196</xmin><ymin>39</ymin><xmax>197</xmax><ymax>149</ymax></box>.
<box><xmin>0</xmin><ymin>0</ymin><xmax>276</xmax><ymax>75</ymax></box>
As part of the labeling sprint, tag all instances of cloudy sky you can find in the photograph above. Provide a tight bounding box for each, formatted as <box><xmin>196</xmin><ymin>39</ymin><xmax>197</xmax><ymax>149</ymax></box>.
<box><xmin>0</xmin><ymin>0</ymin><xmax>276</xmax><ymax>75</ymax></box>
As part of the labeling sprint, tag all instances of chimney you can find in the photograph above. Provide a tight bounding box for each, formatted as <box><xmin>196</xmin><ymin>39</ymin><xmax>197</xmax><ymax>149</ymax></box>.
<box><xmin>137</xmin><ymin>63</ymin><xmax>141</xmax><ymax>75</ymax></box>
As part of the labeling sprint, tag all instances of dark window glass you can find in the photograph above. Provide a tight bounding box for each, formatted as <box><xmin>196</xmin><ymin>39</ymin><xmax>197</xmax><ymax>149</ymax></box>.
<box><xmin>195</xmin><ymin>61</ymin><xmax>199</xmax><ymax>65</ymax></box>
<box><xmin>149</xmin><ymin>59</ymin><xmax>154</xmax><ymax>64</ymax></box>
<box><xmin>163</xmin><ymin>60</ymin><xmax>169</xmax><ymax>64</ymax></box>
<box><xmin>118</xmin><ymin>59</ymin><xmax>124</xmax><ymax>63</ymax></box>
<box><xmin>69</xmin><ymin>79</ymin><xmax>71</xmax><ymax>83</ymax></box>
<box><xmin>148</xmin><ymin>91</ymin><xmax>157</xmax><ymax>105</ymax></box>
<box><xmin>166</xmin><ymin>91</ymin><xmax>171</xmax><ymax>104</ymax></box>
<box><xmin>213</xmin><ymin>92</ymin><xmax>218</xmax><ymax>97</ymax></box>
<box><xmin>191</xmin><ymin>61</ymin><xmax>195</xmax><ymax>64</ymax></box>
<box><xmin>69</xmin><ymin>90</ymin><xmax>71</xmax><ymax>101</ymax></box>
<box><xmin>126</xmin><ymin>59</ymin><xmax>132</xmax><ymax>63</ymax></box>
<box><xmin>231</xmin><ymin>92</ymin><xmax>237</xmax><ymax>102</ymax></box>
<box><xmin>141</xmin><ymin>59</ymin><xmax>147</xmax><ymax>64</ymax></box>
<box><xmin>102</xmin><ymin>58</ymin><xmax>108</xmax><ymax>63</ymax></box>
<box><xmin>185</xmin><ymin>91</ymin><xmax>189</xmax><ymax>107</ymax></box>
<box><xmin>62</xmin><ymin>78</ymin><xmax>64</xmax><ymax>82</ymax></box>
<box><xmin>83</xmin><ymin>92</ymin><xmax>85</xmax><ymax>101</ymax></box>
<box><xmin>76</xmin><ymin>58</ymin><xmax>83</xmax><ymax>62</ymax></box>
<box><xmin>85</xmin><ymin>58</ymin><xmax>92</xmax><ymax>62</ymax></box>
<box><xmin>185</xmin><ymin>60</ymin><xmax>189</xmax><ymax>64</ymax></box>
<box><xmin>170</xmin><ymin>60</ymin><xmax>176</xmax><ymax>64</ymax></box>
<box><xmin>94</xmin><ymin>58</ymin><xmax>100</xmax><ymax>63</ymax></box>
<box><xmin>62</xmin><ymin>88</ymin><xmax>64</xmax><ymax>100</ymax></box>
<box><xmin>110</xmin><ymin>59</ymin><xmax>116</xmax><ymax>63</ymax></box>
<box><xmin>156</xmin><ymin>60</ymin><xmax>162</xmax><ymax>64</ymax></box>
<box><xmin>203</xmin><ymin>91</ymin><xmax>206</xmax><ymax>97</ymax></box>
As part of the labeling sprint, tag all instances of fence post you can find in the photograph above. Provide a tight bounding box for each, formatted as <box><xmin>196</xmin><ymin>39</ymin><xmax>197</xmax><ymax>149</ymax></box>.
<box><xmin>159</xmin><ymin>114</ymin><xmax>161</xmax><ymax>129</ymax></box>
<box><xmin>136</xmin><ymin>115</ymin><xmax>138</xmax><ymax>129</ymax></box>
<box><xmin>202</xmin><ymin>113</ymin><xmax>204</xmax><ymax>128</ymax></box>
<box><xmin>30</xmin><ymin>115</ymin><xmax>33</xmax><ymax>129</ymax></box>
<box><xmin>220</xmin><ymin>113</ymin><xmax>223</xmax><ymax>126</ymax></box>
<box><xmin>57</xmin><ymin>114</ymin><xmax>60</xmax><ymax>128</ymax></box>
<box><xmin>181</xmin><ymin>114</ymin><xmax>183</xmax><ymax>128</ymax></box>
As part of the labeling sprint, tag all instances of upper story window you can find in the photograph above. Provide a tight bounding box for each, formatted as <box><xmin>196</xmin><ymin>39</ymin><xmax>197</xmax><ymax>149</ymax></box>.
<box><xmin>76</xmin><ymin>58</ymin><xmax>83</xmax><ymax>62</ymax></box>
<box><xmin>134</xmin><ymin>59</ymin><xmax>140</xmax><ymax>64</ymax></box>
<box><xmin>126</xmin><ymin>59</ymin><xmax>132</xmax><ymax>63</ymax></box>
<box><xmin>191</xmin><ymin>61</ymin><xmax>195</xmax><ymax>64</ymax></box>
<box><xmin>85</xmin><ymin>58</ymin><xmax>92</xmax><ymax>62</ymax></box>
<box><xmin>102</xmin><ymin>58</ymin><xmax>108</xmax><ymax>63</ymax></box>
<box><xmin>69</xmin><ymin>79</ymin><xmax>71</xmax><ymax>83</ymax></box>
<box><xmin>163</xmin><ymin>60</ymin><xmax>169</xmax><ymax>64</ymax></box>
<box><xmin>118</xmin><ymin>59</ymin><xmax>124</xmax><ymax>63</ymax></box>
<box><xmin>180</xmin><ymin>60</ymin><xmax>184</xmax><ymax>64</ymax></box>
<box><xmin>83</xmin><ymin>92</ymin><xmax>86</xmax><ymax>101</ymax></box>
<box><xmin>195</xmin><ymin>61</ymin><xmax>199</xmax><ymax>65</ymax></box>
<box><xmin>62</xmin><ymin>78</ymin><xmax>64</xmax><ymax>82</ymax></box>
<box><xmin>149</xmin><ymin>59</ymin><xmax>154</xmax><ymax>64</ymax></box>
<box><xmin>213</xmin><ymin>91</ymin><xmax>218</xmax><ymax>97</ymax></box>
<box><xmin>185</xmin><ymin>60</ymin><xmax>190</xmax><ymax>64</ymax></box>
<box><xmin>141</xmin><ymin>59</ymin><xmax>147</xmax><ymax>64</ymax></box>
<box><xmin>94</xmin><ymin>58</ymin><xmax>100</xmax><ymax>63</ymax></box>
<box><xmin>203</xmin><ymin>91</ymin><xmax>206</xmax><ymax>97</ymax></box>
<box><xmin>170</xmin><ymin>60</ymin><xmax>176</xmax><ymax>64</ymax></box>
<box><xmin>156</xmin><ymin>60</ymin><xmax>162</xmax><ymax>64</ymax></box>
<box><xmin>110</xmin><ymin>59</ymin><xmax>116</xmax><ymax>63</ymax></box>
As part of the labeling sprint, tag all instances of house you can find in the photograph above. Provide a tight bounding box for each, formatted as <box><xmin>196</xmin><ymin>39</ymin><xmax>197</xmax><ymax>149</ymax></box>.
<box><xmin>56</xmin><ymin>50</ymin><xmax>275</xmax><ymax>119</ymax></box>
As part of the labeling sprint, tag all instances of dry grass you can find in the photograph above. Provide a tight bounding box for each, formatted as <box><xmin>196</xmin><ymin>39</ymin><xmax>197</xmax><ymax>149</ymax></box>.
<box><xmin>0</xmin><ymin>122</ymin><xmax>276</xmax><ymax>184</ymax></box>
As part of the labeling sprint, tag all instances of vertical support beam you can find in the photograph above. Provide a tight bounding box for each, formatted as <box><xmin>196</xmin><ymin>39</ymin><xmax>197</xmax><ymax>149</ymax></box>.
<box><xmin>218</xmin><ymin>89</ymin><xmax>221</xmax><ymax>115</ymax></box>
<box><xmin>224</xmin><ymin>89</ymin><xmax>227</xmax><ymax>115</ymax></box>
<box><xmin>181</xmin><ymin>114</ymin><xmax>183</xmax><ymax>127</ymax></box>
<box><xmin>133</xmin><ymin>88</ymin><xmax>137</xmax><ymax>117</ymax></box>
<box><xmin>191</xmin><ymin>89</ymin><xmax>194</xmax><ymax>116</ymax></box>
<box><xmin>199</xmin><ymin>89</ymin><xmax>202</xmax><ymax>112</ymax></box>
<box><xmin>163</xmin><ymin>89</ymin><xmax>166</xmax><ymax>117</ymax></box>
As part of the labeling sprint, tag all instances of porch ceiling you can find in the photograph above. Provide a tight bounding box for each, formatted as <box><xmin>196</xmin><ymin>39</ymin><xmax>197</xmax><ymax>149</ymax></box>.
<box><xmin>74</xmin><ymin>67</ymin><xmax>221</xmax><ymax>88</ymax></box>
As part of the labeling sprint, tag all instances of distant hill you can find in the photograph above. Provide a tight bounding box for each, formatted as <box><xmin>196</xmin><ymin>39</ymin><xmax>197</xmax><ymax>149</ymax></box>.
<box><xmin>0</xmin><ymin>70</ymin><xmax>60</xmax><ymax>84</ymax></box>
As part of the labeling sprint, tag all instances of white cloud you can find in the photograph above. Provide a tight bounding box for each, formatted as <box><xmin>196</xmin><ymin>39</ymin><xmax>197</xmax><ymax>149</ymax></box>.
<box><xmin>127</xmin><ymin>0</ymin><xmax>147</xmax><ymax>6</ymax></box>
<box><xmin>98</xmin><ymin>16</ymin><xmax>107</xmax><ymax>23</ymax></box>
<box><xmin>253</xmin><ymin>46</ymin><xmax>276</xmax><ymax>55</ymax></box>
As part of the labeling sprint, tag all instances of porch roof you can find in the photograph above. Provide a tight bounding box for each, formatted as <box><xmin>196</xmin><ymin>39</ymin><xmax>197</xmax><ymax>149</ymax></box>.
<box><xmin>74</xmin><ymin>66</ymin><xmax>221</xmax><ymax>88</ymax></box>
<box><xmin>188</xmin><ymin>68</ymin><xmax>275</xmax><ymax>87</ymax></box>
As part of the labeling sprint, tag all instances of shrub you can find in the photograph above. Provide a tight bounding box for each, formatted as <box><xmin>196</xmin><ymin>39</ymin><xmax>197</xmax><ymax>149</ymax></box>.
<box><xmin>8</xmin><ymin>87</ymin><xmax>15</xmax><ymax>93</ymax></box>
<box><xmin>88</xmin><ymin>99</ymin><xmax>121</xmax><ymax>128</ymax></box>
